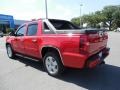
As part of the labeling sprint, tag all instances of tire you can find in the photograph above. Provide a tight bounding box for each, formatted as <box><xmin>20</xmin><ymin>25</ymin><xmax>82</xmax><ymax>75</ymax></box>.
<box><xmin>43</xmin><ymin>52</ymin><xmax>64</xmax><ymax>77</ymax></box>
<box><xmin>6</xmin><ymin>44</ymin><xmax>15</xmax><ymax>59</ymax></box>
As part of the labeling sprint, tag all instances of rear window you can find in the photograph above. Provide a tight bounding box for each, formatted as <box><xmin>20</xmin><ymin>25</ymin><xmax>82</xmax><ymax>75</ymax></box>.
<box><xmin>49</xmin><ymin>19</ymin><xmax>80</xmax><ymax>30</ymax></box>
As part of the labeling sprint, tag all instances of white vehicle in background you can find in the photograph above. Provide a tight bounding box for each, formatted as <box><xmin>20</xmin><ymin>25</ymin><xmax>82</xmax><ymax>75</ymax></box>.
<box><xmin>0</xmin><ymin>31</ymin><xmax>3</xmax><ymax>37</ymax></box>
<box><xmin>114</xmin><ymin>28</ymin><xmax>120</xmax><ymax>32</ymax></box>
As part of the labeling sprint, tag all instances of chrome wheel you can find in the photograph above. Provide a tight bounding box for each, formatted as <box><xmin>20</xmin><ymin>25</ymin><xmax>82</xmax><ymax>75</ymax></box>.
<box><xmin>7</xmin><ymin>45</ymin><xmax>12</xmax><ymax>58</ymax></box>
<box><xmin>43</xmin><ymin>52</ymin><xmax>64</xmax><ymax>76</ymax></box>
<box><xmin>45</xmin><ymin>56</ymin><xmax>58</xmax><ymax>75</ymax></box>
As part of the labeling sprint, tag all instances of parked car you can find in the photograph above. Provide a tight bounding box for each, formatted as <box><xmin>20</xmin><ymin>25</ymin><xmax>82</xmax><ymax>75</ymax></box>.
<box><xmin>6</xmin><ymin>19</ymin><xmax>110</xmax><ymax>76</ymax></box>
<box><xmin>0</xmin><ymin>31</ymin><xmax>3</xmax><ymax>37</ymax></box>
<box><xmin>114</xmin><ymin>28</ymin><xmax>120</xmax><ymax>32</ymax></box>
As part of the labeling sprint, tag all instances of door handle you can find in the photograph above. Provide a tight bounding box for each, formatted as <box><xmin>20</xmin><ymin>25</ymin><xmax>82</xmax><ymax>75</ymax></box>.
<box><xmin>32</xmin><ymin>39</ymin><xmax>37</xmax><ymax>42</ymax></box>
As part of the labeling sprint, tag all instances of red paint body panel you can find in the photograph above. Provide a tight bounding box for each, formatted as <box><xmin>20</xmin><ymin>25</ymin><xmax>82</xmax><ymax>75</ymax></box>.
<box><xmin>6</xmin><ymin>20</ymin><xmax>109</xmax><ymax>69</ymax></box>
<box><xmin>62</xmin><ymin>52</ymin><xmax>87</xmax><ymax>68</ymax></box>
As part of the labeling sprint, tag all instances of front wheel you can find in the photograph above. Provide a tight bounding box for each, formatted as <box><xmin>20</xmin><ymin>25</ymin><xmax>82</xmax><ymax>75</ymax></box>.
<box><xmin>6</xmin><ymin>44</ymin><xmax>15</xmax><ymax>59</ymax></box>
<box><xmin>43</xmin><ymin>52</ymin><xmax>64</xmax><ymax>77</ymax></box>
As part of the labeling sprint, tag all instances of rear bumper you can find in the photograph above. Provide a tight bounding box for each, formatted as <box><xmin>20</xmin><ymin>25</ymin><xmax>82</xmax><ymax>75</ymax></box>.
<box><xmin>62</xmin><ymin>47</ymin><xmax>110</xmax><ymax>69</ymax></box>
<box><xmin>62</xmin><ymin>52</ymin><xmax>88</xmax><ymax>68</ymax></box>
<box><xmin>86</xmin><ymin>47</ymin><xmax>110</xmax><ymax>68</ymax></box>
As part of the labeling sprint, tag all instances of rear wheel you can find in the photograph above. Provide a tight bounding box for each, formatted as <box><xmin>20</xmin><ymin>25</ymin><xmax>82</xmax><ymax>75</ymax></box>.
<box><xmin>43</xmin><ymin>52</ymin><xmax>64</xmax><ymax>77</ymax></box>
<box><xmin>6</xmin><ymin>44</ymin><xmax>15</xmax><ymax>59</ymax></box>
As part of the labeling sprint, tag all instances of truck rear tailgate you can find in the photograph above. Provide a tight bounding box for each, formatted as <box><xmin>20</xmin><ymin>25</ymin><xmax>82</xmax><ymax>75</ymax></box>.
<box><xmin>87</xmin><ymin>30</ymin><xmax>108</xmax><ymax>56</ymax></box>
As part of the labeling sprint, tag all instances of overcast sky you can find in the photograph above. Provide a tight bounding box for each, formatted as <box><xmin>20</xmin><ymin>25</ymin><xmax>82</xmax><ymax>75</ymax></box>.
<box><xmin>0</xmin><ymin>0</ymin><xmax>119</xmax><ymax>20</ymax></box>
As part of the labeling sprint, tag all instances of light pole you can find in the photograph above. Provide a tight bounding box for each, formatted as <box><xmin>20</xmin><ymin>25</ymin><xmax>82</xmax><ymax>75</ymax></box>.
<box><xmin>45</xmin><ymin>0</ymin><xmax>48</xmax><ymax>19</ymax></box>
<box><xmin>80</xmin><ymin>4</ymin><xmax>83</xmax><ymax>28</ymax></box>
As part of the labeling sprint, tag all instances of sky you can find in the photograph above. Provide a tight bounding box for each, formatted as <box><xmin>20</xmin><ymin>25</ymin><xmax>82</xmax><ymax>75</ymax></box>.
<box><xmin>0</xmin><ymin>0</ymin><xmax>120</xmax><ymax>21</ymax></box>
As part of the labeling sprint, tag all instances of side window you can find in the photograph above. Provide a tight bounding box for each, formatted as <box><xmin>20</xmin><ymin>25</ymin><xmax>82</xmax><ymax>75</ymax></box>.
<box><xmin>43</xmin><ymin>22</ymin><xmax>53</xmax><ymax>34</ymax></box>
<box><xmin>27</xmin><ymin>24</ymin><xmax>38</xmax><ymax>36</ymax></box>
<box><xmin>16</xmin><ymin>26</ymin><xmax>26</xmax><ymax>36</ymax></box>
<box><xmin>44</xmin><ymin>23</ymin><xmax>49</xmax><ymax>30</ymax></box>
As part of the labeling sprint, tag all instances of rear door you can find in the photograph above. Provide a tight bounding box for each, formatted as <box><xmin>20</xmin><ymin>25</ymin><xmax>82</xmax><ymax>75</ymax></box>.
<box><xmin>24</xmin><ymin>23</ymin><xmax>40</xmax><ymax>58</ymax></box>
<box><xmin>12</xmin><ymin>25</ymin><xmax>26</xmax><ymax>54</ymax></box>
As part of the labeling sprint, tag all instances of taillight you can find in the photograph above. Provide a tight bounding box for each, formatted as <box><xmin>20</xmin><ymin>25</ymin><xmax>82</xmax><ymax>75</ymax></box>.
<box><xmin>79</xmin><ymin>35</ymin><xmax>89</xmax><ymax>54</ymax></box>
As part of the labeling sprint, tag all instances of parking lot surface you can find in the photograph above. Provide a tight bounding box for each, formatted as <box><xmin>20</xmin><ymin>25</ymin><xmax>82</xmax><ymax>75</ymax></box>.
<box><xmin>0</xmin><ymin>32</ymin><xmax>120</xmax><ymax>90</ymax></box>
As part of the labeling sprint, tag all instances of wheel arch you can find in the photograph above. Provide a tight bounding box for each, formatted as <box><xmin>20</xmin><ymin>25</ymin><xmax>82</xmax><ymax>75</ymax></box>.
<box><xmin>6</xmin><ymin>43</ymin><xmax>11</xmax><ymax>47</ymax></box>
<box><xmin>6</xmin><ymin>43</ymin><xmax>14</xmax><ymax>52</ymax></box>
<box><xmin>41</xmin><ymin>46</ymin><xmax>64</xmax><ymax>65</ymax></box>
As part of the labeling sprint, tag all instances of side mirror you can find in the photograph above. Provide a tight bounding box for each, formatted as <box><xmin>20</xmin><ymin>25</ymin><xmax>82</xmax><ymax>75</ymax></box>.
<box><xmin>9</xmin><ymin>30</ymin><xmax>15</xmax><ymax>36</ymax></box>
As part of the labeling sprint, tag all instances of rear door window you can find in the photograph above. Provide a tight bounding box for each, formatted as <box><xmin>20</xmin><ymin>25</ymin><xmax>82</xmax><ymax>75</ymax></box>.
<box><xmin>27</xmin><ymin>24</ymin><xmax>38</xmax><ymax>36</ymax></box>
<box><xmin>42</xmin><ymin>22</ymin><xmax>54</xmax><ymax>34</ymax></box>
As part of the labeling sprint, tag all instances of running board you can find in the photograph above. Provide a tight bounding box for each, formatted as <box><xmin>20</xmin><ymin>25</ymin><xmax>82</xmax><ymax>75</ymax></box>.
<box><xmin>16</xmin><ymin>54</ymin><xmax>40</xmax><ymax>62</ymax></box>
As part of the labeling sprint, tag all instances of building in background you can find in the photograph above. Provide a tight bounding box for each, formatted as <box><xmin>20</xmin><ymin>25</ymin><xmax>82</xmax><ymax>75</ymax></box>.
<box><xmin>0</xmin><ymin>14</ymin><xmax>14</xmax><ymax>33</ymax></box>
<box><xmin>14</xmin><ymin>19</ymin><xmax>29</xmax><ymax>30</ymax></box>
<box><xmin>0</xmin><ymin>14</ymin><xmax>28</xmax><ymax>33</ymax></box>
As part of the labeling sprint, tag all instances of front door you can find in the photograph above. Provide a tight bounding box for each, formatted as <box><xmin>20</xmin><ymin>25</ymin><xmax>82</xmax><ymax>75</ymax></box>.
<box><xmin>12</xmin><ymin>25</ymin><xmax>26</xmax><ymax>54</ymax></box>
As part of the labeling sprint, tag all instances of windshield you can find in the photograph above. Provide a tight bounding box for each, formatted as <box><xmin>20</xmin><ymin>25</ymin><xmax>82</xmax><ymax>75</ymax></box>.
<box><xmin>49</xmin><ymin>19</ymin><xmax>80</xmax><ymax>30</ymax></box>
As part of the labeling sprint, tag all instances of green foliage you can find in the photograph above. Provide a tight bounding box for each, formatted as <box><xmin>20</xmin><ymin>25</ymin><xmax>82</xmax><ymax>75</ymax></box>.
<box><xmin>71</xmin><ymin>17</ymin><xmax>80</xmax><ymax>26</ymax></box>
<box><xmin>102</xmin><ymin>5</ymin><xmax>119</xmax><ymax>30</ymax></box>
<box><xmin>71</xmin><ymin>5</ymin><xmax>120</xmax><ymax>30</ymax></box>
<box><xmin>6</xmin><ymin>28</ymin><xmax>14</xmax><ymax>34</ymax></box>
<box><xmin>112</xmin><ymin>6</ymin><xmax>120</xmax><ymax>28</ymax></box>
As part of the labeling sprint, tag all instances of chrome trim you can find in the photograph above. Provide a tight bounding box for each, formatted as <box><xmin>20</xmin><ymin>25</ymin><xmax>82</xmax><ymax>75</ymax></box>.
<box><xmin>43</xmin><ymin>19</ymin><xmax>57</xmax><ymax>34</ymax></box>
<box><xmin>99</xmin><ymin>31</ymin><xmax>104</xmax><ymax>37</ymax></box>
<box><xmin>41</xmin><ymin>45</ymin><xmax>64</xmax><ymax>65</ymax></box>
<box><xmin>16</xmin><ymin>54</ymin><xmax>39</xmax><ymax>62</ymax></box>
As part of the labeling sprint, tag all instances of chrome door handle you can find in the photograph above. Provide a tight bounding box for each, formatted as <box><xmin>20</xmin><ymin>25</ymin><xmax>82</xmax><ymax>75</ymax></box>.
<box><xmin>32</xmin><ymin>39</ymin><xmax>37</xmax><ymax>42</ymax></box>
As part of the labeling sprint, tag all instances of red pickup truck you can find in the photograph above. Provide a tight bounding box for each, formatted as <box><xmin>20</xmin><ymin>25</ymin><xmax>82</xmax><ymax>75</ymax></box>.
<box><xmin>6</xmin><ymin>19</ymin><xmax>110</xmax><ymax>76</ymax></box>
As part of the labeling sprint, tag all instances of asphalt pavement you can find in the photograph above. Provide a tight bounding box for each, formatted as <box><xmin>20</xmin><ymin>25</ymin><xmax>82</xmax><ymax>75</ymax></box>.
<box><xmin>0</xmin><ymin>32</ymin><xmax>120</xmax><ymax>90</ymax></box>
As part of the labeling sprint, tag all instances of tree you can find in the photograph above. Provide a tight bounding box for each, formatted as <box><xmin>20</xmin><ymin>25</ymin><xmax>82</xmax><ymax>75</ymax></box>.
<box><xmin>71</xmin><ymin>5</ymin><xmax>120</xmax><ymax>30</ymax></box>
<box><xmin>71</xmin><ymin>17</ymin><xmax>80</xmax><ymax>26</ymax></box>
<box><xmin>71</xmin><ymin>11</ymin><xmax>105</xmax><ymax>28</ymax></box>
<box><xmin>81</xmin><ymin>11</ymin><xmax>105</xmax><ymax>28</ymax></box>
<box><xmin>102</xmin><ymin>5</ymin><xmax>118</xmax><ymax>30</ymax></box>
<box><xmin>112</xmin><ymin>6</ymin><xmax>120</xmax><ymax>28</ymax></box>
<box><xmin>83</xmin><ymin>14</ymin><xmax>98</xmax><ymax>28</ymax></box>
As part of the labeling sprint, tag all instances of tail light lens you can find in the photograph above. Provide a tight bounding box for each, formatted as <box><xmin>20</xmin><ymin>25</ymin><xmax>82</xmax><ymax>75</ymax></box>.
<box><xmin>79</xmin><ymin>35</ymin><xmax>89</xmax><ymax>54</ymax></box>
